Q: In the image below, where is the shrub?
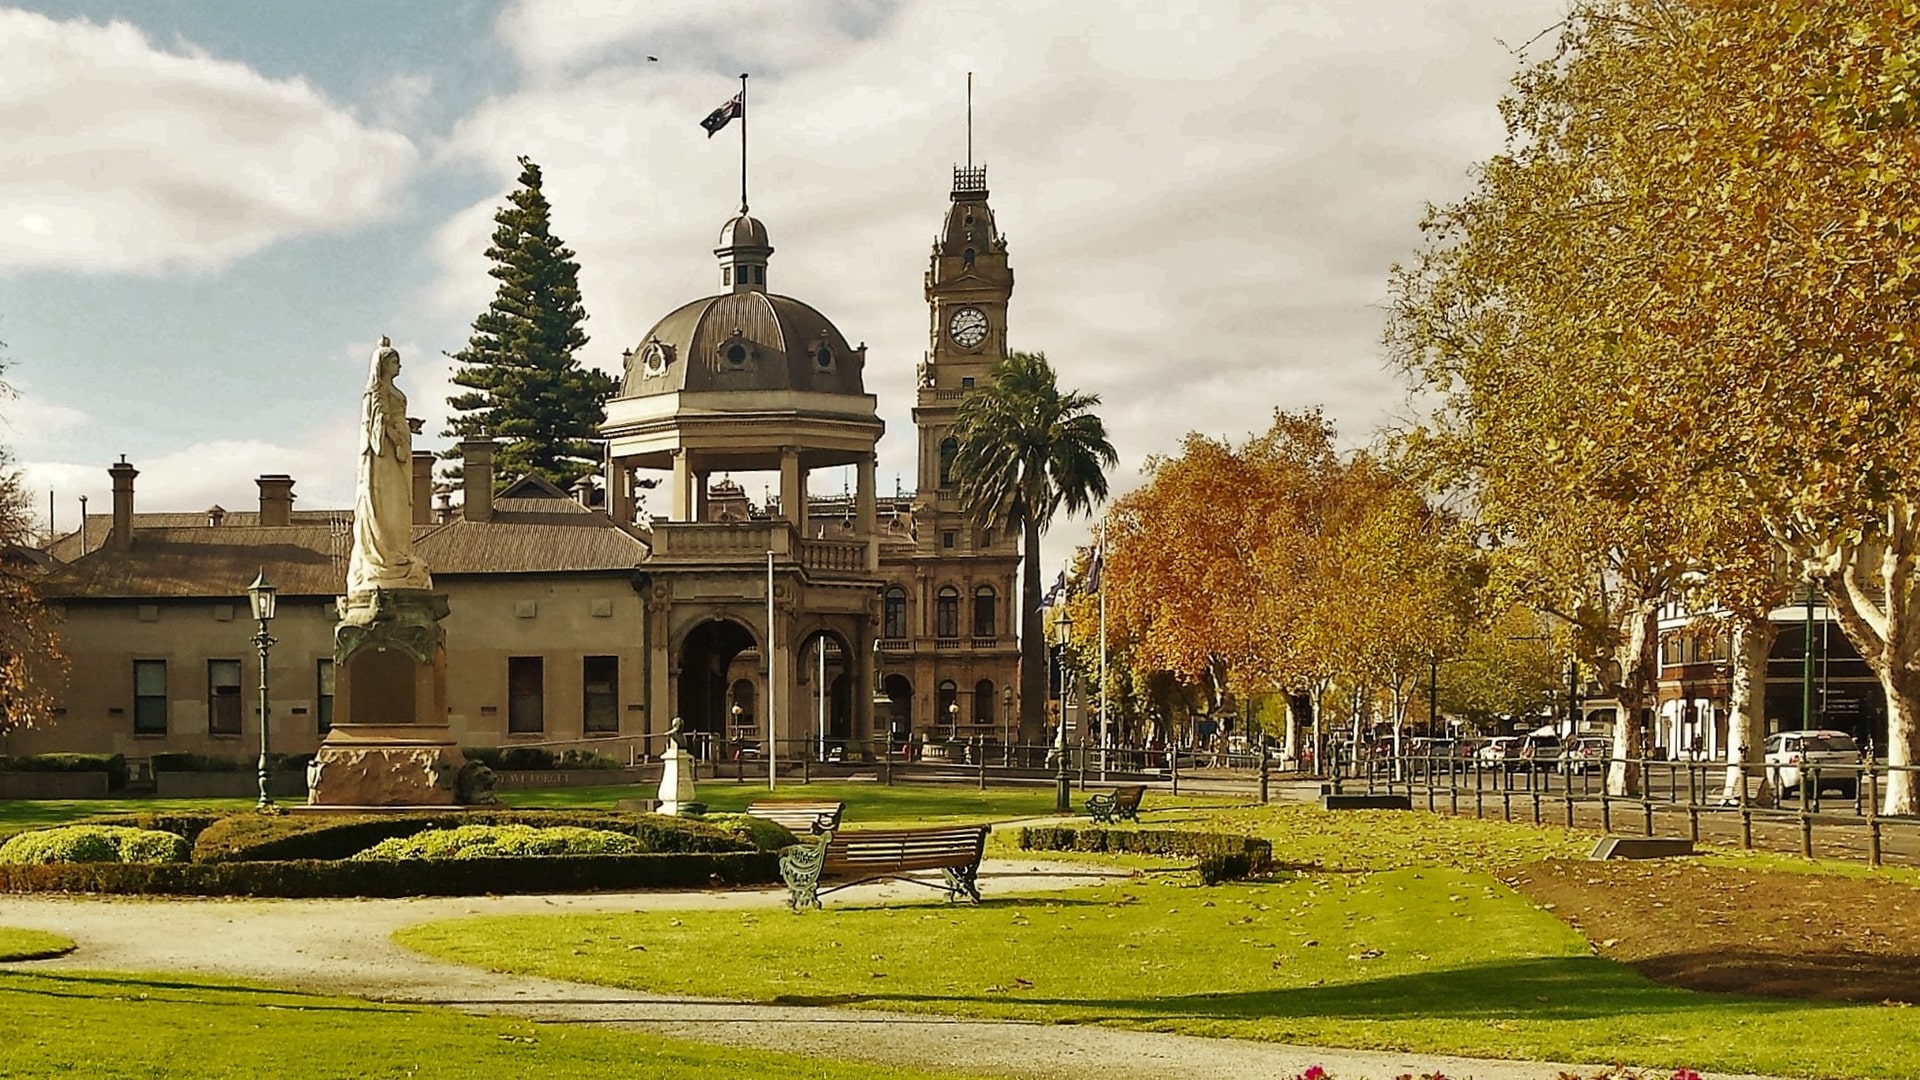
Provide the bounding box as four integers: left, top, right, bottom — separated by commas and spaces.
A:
354, 825, 645, 860
0, 851, 780, 897
0, 825, 189, 865
0, 753, 129, 790
1017, 826, 1274, 885
702, 813, 798, 852
556, 748, 623, 770
192, 809, 750, 863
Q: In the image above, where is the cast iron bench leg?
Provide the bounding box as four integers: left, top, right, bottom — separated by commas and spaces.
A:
779, 836, 830, 911
1086, 793, 1115, 824
942, 862, 982, 903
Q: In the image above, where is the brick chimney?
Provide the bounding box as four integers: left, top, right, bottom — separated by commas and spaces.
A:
256, 474, 295, 526
460, 439, 495, 522
108, 456, 137, 552
411, 451, 435, 526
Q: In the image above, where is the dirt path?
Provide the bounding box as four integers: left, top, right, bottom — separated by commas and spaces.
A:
0, 858, 1775, 1080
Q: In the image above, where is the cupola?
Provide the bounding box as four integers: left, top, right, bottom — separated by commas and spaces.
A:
716, 213, 772, 293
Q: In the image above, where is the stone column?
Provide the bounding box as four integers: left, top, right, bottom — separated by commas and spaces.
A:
779, 446, 803, 526
694, 470, 711, 522
856, 452, 877, 537
670, 449, 691, 521
608, 461, 633, 524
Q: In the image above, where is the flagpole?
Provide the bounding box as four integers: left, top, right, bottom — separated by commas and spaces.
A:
738, 72, 749, 213
1099, 527, 1108, 777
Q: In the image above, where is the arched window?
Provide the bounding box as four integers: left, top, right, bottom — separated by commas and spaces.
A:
883, 586, 909, 639
972, 585, 996, 638
938, 437, 959, 489
974, 679, 995, 724
936, 586, 960, 638
938, 679, 959, 729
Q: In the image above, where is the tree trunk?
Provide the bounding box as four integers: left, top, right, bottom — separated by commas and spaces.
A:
1019, 514, 1047, 744
1819, 505, 1920, 816
1720, 613, 1775, 805
1606, 599, 1660, 798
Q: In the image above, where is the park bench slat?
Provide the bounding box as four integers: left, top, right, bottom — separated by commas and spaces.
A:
746, 800, 845, 834
1086, 785, 1147, 824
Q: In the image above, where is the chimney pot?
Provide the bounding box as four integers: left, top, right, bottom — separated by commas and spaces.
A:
460, 440, 496, 522
108, 458, 138, 552
255, 474, 295, 527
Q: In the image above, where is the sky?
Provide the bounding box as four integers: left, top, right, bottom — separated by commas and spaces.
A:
0, 0, 1563, 564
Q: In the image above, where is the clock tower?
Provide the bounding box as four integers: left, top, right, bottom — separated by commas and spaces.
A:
916, 163, 1013, 497
870, 162, 1025, 749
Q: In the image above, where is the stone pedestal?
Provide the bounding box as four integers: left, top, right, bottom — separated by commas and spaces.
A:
309, 588, 479, 807
656, 740, 698, 815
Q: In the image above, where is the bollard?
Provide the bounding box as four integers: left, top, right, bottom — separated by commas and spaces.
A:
978, 736, 987, 791
1867, 762, 1882, 868
884, 740, 894, 787
1474, 759, 1485, 819
1799, 770, 1813, 859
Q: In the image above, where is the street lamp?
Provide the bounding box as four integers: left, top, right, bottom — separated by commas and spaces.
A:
1001, 685, 1014, 767
1055, 607, 1073, 812
948, 700, 960, 744
246, 570, 277, 810
731, 703, 743, 768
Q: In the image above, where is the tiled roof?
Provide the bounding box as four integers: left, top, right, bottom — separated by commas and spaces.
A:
42, 510, 344, 562
42, 502, 650, 600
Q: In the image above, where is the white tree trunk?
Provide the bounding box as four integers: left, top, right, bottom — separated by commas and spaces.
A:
1720, 613, 1775, 805
1816, 504, 1920, 816
1607, 599, 1660, 798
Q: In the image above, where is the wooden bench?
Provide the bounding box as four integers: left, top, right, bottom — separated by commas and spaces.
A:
1086, 784, 1146, 824
746, 799, 845, 835
778, 824, 991, 911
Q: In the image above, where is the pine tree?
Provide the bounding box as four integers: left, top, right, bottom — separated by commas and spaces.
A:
443, 156, 616, 489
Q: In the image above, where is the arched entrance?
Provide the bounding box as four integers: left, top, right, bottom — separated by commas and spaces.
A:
677, 619, 758, 742
799, 631, 854, 758
883, 673, 913, 749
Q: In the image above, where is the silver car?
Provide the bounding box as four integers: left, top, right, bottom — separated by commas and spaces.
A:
1763, 729, 1862, 798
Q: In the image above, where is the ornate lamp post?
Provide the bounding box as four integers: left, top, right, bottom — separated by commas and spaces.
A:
1055, 607, 1073, 812
948, 701, 960, 744
731, 703, 743, 774
246, 570, 277, 810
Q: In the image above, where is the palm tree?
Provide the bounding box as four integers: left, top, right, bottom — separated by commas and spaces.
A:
951, 352, 1118, 744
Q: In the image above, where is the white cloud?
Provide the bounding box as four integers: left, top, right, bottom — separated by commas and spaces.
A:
0, 383, 87, 449
494, 0, 896, 80
0, 9, 420, 274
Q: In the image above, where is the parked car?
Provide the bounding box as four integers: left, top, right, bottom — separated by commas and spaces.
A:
1764, 729, 1863, 797
1476, 736, 1522, 767
1517, 733, 1562, 771
1557, 736, 1613, 775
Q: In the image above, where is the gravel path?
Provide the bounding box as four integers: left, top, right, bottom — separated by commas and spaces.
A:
0, 859, 1775, 1080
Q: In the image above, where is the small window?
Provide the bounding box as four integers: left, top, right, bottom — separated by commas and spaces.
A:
584, 656, 619, 734
974, 679, 995, 724
961, 376, 975, 388
133, 660, 167, 735
508, 656, 545, 734
936, 587, 960, 638
722, 266, 732, 286
963, 247, 976, 267
883, 586, 909, 639
938, 437, 958, 488
208, 659, 242, 736
816, 346, 833, 369
938, 679, 959, 725
317, 659, 335, 735
727, 343, 748, 366
753, 265, 764, 284
972, 585, 996, 638
942, 531, 956, 549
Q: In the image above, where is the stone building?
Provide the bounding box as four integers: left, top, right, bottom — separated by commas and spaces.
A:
14, 166, 1023, 767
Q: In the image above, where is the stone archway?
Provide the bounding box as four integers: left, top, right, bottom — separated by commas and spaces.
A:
677, 618, 758, 740
797, 629, 854, 757
883, 673, 913, 747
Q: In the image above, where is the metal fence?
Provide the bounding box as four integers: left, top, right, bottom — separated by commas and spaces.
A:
1338, 751, 1920, 867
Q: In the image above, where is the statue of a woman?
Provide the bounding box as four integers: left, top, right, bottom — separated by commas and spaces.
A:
347, 337, 431, 595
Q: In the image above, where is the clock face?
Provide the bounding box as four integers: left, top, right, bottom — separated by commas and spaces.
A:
948, 306, 989, 348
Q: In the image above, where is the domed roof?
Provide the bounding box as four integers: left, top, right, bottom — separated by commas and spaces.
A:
617, 290, 867, 398
718, 213, 770, 251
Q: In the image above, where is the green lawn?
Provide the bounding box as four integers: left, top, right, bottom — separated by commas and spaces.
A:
0, 928, 73, 962
396, 805, 1920, 1079
0, 968, 992, 1080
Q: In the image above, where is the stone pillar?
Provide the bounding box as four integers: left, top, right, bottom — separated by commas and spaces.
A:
670, 450, 691, 521
694, 469, 711, 522
108, 457, 137, 552
608, 462, 633, 524
779, 447, 802, 526
856, 452, 877, 536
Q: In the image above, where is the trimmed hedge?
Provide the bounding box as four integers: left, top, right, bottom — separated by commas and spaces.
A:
192, 809, 750, 863
461, 746, 623, 772
0, 753, 129, 791
354, 825, 647, 860
701, 813, 798, 853
0, 825, 189, 865
79, 812, 227, 846
0, 851, 779, 897
1018, 826, 1274, 885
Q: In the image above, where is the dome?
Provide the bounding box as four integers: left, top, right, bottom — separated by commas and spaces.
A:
617, 290, 867, 398
718, 213, 770, 250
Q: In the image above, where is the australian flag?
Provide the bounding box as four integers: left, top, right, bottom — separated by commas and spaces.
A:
700, 93, 743, 137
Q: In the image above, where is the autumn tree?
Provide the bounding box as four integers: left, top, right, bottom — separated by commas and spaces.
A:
0, 372, 65, 732
444, 156, 616, 489
1391, 1, 1920, 809
951, 352, 1117, 744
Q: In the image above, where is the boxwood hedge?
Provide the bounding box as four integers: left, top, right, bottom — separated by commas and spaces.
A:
1017, 825, 1274, 884
191, 809, 749, 863
0, 851, 778, 897
354, 824, 647, 860
0, 825, 189, 865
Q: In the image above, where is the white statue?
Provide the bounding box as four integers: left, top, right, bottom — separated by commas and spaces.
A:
347, 336, 432, 594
